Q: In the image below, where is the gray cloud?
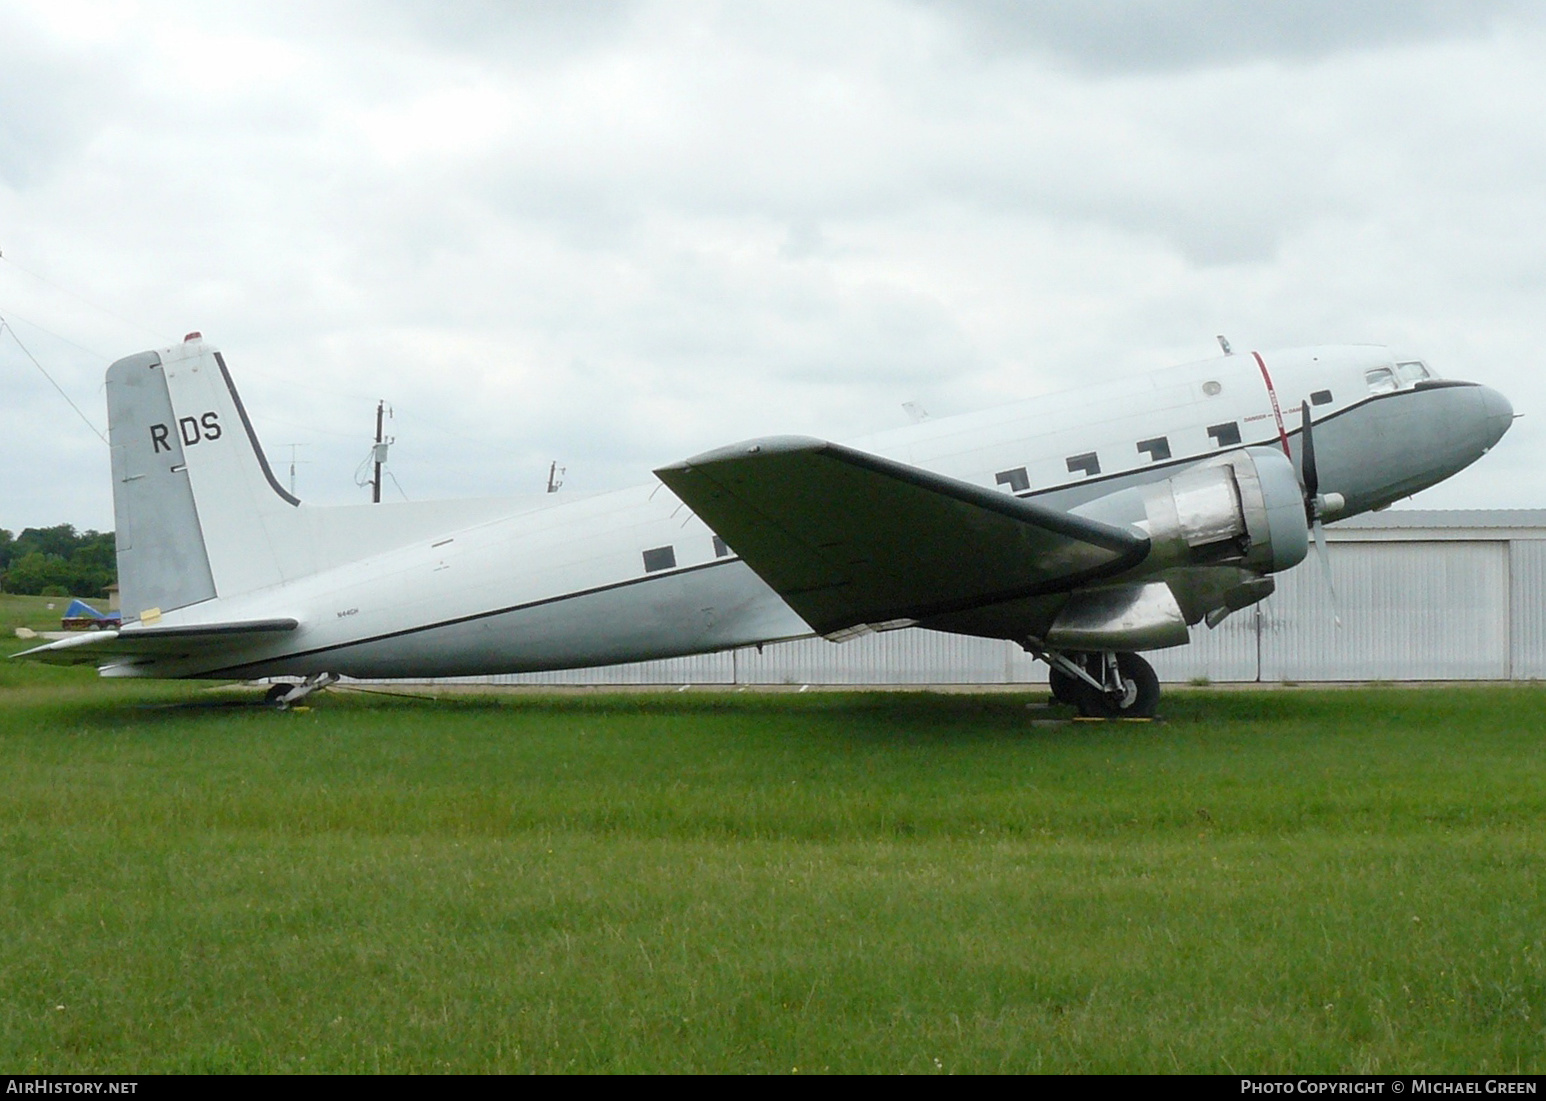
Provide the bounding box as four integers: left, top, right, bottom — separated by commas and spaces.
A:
1, 0, 1543, 531
925, 0, 1534, 72
231, 0, 642, 65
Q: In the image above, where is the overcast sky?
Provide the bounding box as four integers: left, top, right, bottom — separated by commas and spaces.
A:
3, 0, 1544, 533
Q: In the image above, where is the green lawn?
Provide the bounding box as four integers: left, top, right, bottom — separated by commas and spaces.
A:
0, 646, 1541, 1072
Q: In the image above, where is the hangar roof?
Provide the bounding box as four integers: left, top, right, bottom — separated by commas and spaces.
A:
1329, 509, 1546, 541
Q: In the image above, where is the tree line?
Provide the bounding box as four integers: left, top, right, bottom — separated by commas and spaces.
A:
0, 525, 117, 599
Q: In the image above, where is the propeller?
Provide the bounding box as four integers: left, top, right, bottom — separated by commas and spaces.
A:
1300, 401, 1342, 627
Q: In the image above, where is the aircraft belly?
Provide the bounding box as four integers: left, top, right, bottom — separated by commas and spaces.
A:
197, 560, 810, 680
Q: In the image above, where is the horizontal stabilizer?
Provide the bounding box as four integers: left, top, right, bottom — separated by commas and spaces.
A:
655, 436, 1149, 636
11, 618, 298, 667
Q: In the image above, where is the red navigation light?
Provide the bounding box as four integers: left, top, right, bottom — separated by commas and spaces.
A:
184, 331, 202, 342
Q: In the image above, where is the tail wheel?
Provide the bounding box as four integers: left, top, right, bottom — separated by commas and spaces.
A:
1074, 652, 1160, 719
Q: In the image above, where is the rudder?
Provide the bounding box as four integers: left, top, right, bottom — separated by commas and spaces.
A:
106, 349, 218, 619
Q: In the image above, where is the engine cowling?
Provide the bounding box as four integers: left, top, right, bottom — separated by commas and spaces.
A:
1040, 448, 1308, 651
1072, 445, 1309, 575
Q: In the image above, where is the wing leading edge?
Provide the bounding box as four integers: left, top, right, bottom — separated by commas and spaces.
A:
655, 436, 1150, 637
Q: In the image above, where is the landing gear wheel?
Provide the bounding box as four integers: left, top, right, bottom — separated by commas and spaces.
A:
1049, 665, 1081, 705
264, 683, 292, 706
1073, 652, 1160, 719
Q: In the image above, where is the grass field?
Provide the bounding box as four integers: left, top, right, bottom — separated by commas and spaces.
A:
2, 594, 1543, 1072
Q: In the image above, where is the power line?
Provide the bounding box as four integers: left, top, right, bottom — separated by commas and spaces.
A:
0, 251, 174, 344
0, 248, 554, 466
0, 304, 119, 364
0, 315, 108, 445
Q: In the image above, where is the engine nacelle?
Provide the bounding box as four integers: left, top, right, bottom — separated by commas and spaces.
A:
1042, 449, 1307, 651
1072, 445, 1309, 575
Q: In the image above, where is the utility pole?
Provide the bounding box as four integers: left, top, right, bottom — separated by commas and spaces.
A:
372, 400, 387, 504
285, 444, 310, 497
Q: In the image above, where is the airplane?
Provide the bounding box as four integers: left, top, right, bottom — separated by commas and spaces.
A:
14, 334, 1514, 717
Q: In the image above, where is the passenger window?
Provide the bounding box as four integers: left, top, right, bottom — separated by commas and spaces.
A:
995, 467, 1029, 493
1395, 361, 1430, 385
1310, 389, 1333, 406
1207, 422, 1242, 448
1136, 437, 1171, 462
1365, 367, 1398, 394
642, 546, 676, 572
1066, 452, 1100, 477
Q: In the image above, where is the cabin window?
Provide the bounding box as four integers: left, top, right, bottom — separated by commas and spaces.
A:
1202, 380, 1223, 396
995, 467, 1029, 493
1395, 361, 1430, 385
1310, 389, 1333, 406
1365, 367, 1398, 394
1136, 436, 1171, 462
1066, 452, 1100, 477
642, 546, 677, 573
1207, 422, 1242, 448
712, 535, 730, 558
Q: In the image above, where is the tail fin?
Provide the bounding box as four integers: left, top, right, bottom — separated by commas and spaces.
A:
106, 335, 299, 620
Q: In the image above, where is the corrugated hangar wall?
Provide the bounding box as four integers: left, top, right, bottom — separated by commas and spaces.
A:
423, 510, 1546, 687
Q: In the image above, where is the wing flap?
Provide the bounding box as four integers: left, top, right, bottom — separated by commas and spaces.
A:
655, 436, 1149, 636
12, 618, 299, 666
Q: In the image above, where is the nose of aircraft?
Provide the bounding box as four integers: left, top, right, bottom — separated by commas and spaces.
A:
1479, 385, 1514, 450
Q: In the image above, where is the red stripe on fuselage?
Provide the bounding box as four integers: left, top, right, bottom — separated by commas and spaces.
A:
1251, 351, 1293, 458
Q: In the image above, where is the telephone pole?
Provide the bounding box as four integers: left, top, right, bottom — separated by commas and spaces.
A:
354, 402, 393, 502
372, 400, 385, 503
285, 443, 310, 497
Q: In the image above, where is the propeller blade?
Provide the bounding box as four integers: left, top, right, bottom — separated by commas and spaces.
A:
1312, 518, 1341, 628
1300, 400, 1319, 503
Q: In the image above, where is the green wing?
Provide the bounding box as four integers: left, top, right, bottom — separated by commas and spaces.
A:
656, 436, 1149, 637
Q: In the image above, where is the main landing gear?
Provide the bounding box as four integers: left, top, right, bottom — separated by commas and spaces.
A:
263, 672, 339, 709
1045, 651, 1160, 719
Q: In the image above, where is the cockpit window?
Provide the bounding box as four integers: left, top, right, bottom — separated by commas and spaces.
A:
1365, 367, 1398, 394
1395, 361, 1430, 384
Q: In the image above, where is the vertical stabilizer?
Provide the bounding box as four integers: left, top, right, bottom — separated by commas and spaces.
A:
105, 336, 521, 617
107, 350, 218, 619
152, 336, 301, 600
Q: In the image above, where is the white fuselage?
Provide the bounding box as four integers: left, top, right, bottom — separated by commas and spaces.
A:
112, 345, 1511, 679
